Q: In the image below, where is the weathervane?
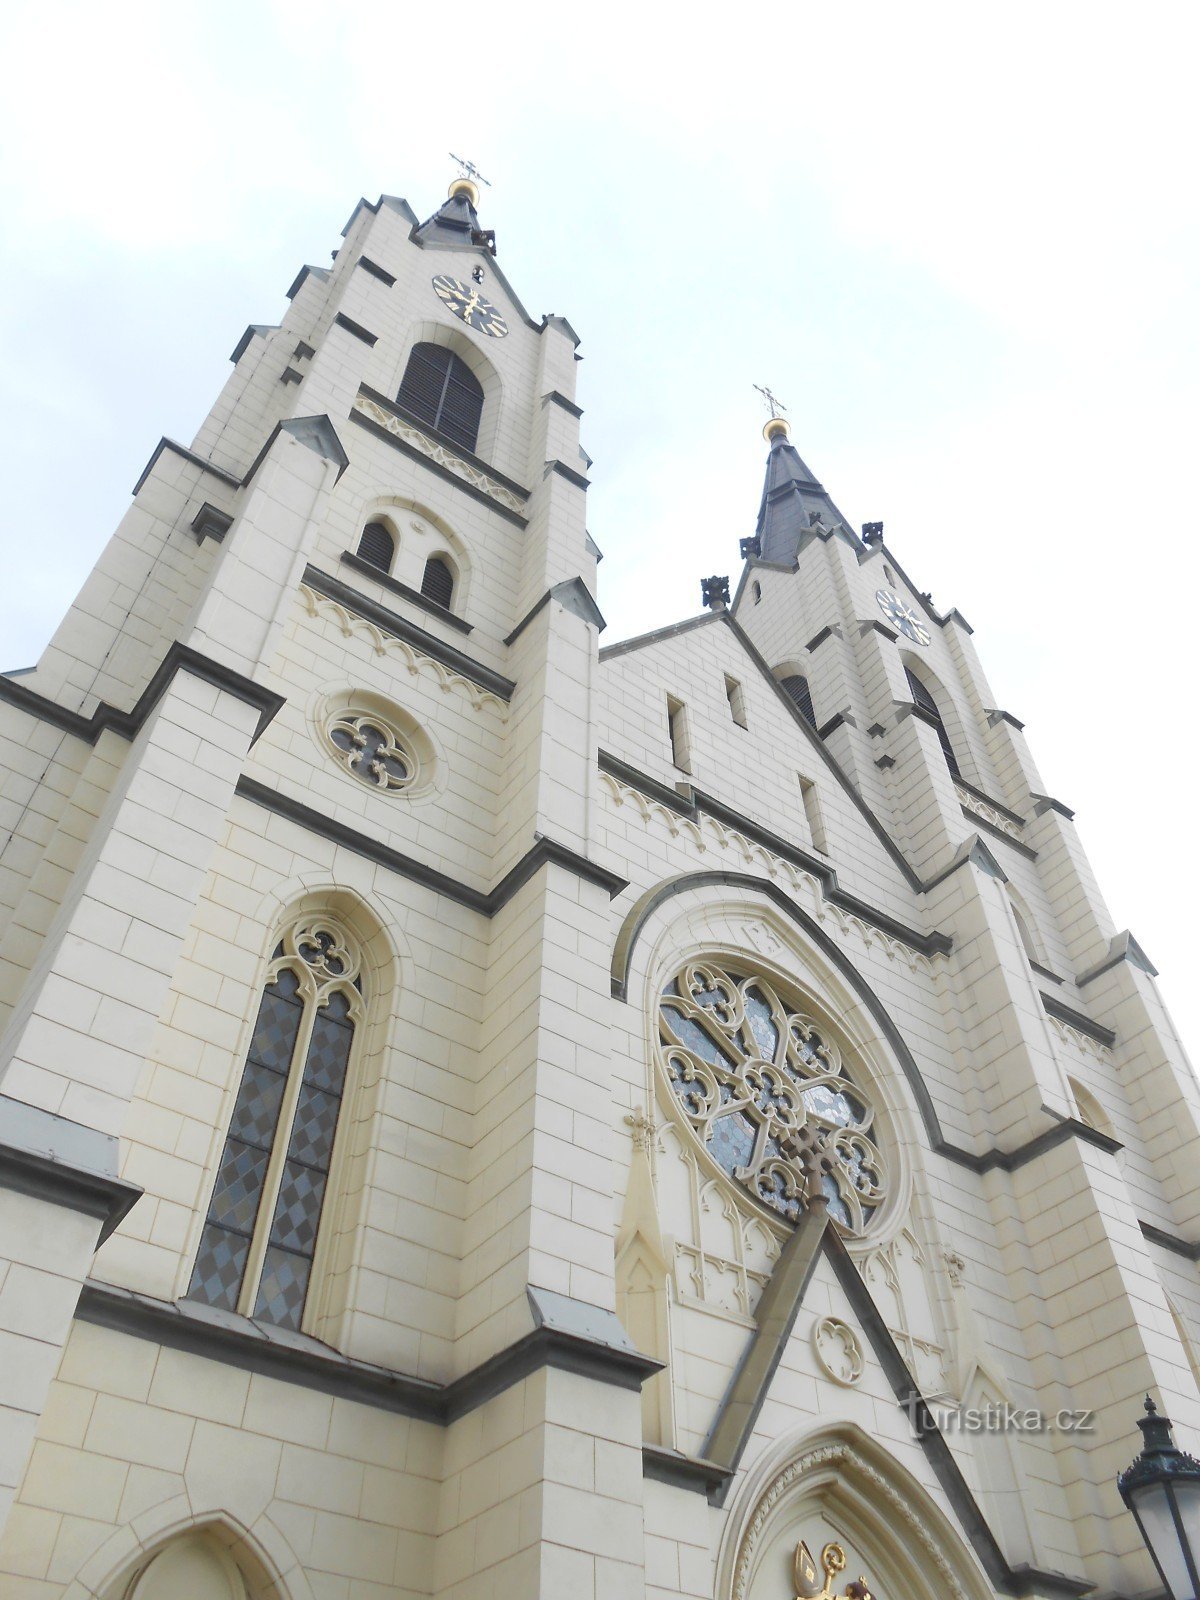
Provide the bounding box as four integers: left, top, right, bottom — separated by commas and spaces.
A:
753, 383, 787, 420
449, 153, 492, 189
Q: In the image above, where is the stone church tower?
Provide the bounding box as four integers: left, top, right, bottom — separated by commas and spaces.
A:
0, 177, 1197, 1600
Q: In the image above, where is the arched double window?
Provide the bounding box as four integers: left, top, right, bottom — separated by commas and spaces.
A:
397, 342, 484, 453
356, 519, 395, 573
187, 914, 363, 1330
779, 672, 817, 728
905, 666, 961, 779
421, 553, 455, 610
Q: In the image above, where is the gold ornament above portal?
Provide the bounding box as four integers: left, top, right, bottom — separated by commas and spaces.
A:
794, 1541, 875, 1600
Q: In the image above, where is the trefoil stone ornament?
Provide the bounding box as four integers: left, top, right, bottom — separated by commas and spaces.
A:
794, 1540, 875, 1600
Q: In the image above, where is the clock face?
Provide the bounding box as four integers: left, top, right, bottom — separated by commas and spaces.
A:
431, 274, 509, 338
876, 588, 931, 646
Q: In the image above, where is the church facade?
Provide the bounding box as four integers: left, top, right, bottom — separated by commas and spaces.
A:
0, 177, 1197, 1600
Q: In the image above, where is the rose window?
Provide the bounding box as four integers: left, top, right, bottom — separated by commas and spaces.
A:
658, 961, 887, 1232
325, 711, 416, 792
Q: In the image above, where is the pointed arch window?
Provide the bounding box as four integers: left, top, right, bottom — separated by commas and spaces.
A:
356, 520, 395, 573
188, 915, 363, 1330
780, 673, 817, 728
397, 342, 484, 453
421, 554, 455, 610
905, 666, 961, 779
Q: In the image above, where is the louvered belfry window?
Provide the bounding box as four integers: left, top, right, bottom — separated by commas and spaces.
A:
187, 916, 363, 1331
356, 520, 394, 572
421, 555, 454, 610
905, 666, 961, 778
780, 673, 817, 728
397, 342, 485, 453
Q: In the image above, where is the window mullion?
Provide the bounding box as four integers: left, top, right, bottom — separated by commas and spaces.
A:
238, 983, 319, 1317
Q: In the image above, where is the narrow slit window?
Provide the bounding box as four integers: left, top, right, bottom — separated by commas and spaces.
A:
356, 521, 394, 573
667, 696, 691, 773
904, 666, 961, 779
800, 775, 829, 853
725, 675, 748, 728
187, 917, 362, 1332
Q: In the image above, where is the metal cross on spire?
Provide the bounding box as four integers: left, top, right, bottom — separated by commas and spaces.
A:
753, 383, 787, 420
449, 153, 492, 189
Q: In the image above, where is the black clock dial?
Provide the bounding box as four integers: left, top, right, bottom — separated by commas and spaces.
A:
432, 274, 508, 338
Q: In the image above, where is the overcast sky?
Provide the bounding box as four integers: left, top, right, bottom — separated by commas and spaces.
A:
2, 2, 1197, 1056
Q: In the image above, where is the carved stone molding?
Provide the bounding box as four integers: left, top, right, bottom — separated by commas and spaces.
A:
1047, 1013, 1114, 1064
299, 584, 509, 718
732, 1441, 969, 1600
812, 1317, 865, 1385
954, 784, 1023, 841
351, 393, 526, 515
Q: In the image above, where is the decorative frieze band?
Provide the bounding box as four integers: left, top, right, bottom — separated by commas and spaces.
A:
954, 783, 1023, 841
299, 582, 510, 718
351, 393, 527, 515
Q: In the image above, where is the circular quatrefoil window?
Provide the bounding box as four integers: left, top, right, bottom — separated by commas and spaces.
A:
658, 961, 887, 1232
324, 709, 418, 793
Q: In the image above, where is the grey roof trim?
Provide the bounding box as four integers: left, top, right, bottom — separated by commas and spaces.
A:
75, 1280, 659, 1425
0, 1097, 142, 1247
339, 551, 473, 635
0, 640, 285, 747
959, 807, 1039, 862
541, 313, 582, 347
341, 194, 420, 236
598, 751, 951, 958
541, 389, 583, 419
1077, 931, 1158, 985
599, 610, 720, 661
1031, 792, 1075, 821
235, 778, 627, 913
987, 708, 1027, 732
191, 503, 233, 545
544, 459, 590, 491
921, 836, 1008, 891
1039, 994, 1117, 1048
302, 564, 513, 699
1140, 1221, 1200, 1261
285, 264, 331, 301
506, 578, 606, 647
230, 324, 278, 364
641, 1446, 731, 1494
806, 624, 843, 652
955, 777, 1026, 828
132, 437, 242, 497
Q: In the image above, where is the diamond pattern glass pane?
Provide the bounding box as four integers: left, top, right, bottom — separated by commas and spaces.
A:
288, 1084, 340, 1169
207, 1139, 271, 1233
247, 970, 303, 1073
268, 1160, 328, 1254
187, 1225, 250, 1310
304, 998, 353, 1094
252, 1247, 311, 1330
227, 1060, 288, 1150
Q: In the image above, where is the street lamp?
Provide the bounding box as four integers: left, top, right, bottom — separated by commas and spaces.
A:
1118, 1397, 1200, 1600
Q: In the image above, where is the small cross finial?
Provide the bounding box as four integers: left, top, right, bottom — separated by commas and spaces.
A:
449, 152, 492, 189
1145, 1396, 1159, 1415
701, 575, 730, 611
754, 383, 787, 420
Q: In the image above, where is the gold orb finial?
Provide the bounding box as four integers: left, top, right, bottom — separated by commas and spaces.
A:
763, 415, 791, 443
448, 177, 480, 207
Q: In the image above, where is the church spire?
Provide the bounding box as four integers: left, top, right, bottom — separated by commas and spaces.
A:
413, 161, 497, 255
753, 414, 854, 565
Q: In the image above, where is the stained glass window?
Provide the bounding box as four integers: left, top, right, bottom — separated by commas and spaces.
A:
657, 961, 886, 1232
188, 916, 363, 1330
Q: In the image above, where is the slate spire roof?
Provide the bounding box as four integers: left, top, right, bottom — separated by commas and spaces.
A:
413, 180, 496, 255
755, 423, 854, 565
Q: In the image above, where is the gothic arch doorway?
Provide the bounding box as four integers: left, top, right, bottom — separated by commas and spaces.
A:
720, 1425, 993, 1600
